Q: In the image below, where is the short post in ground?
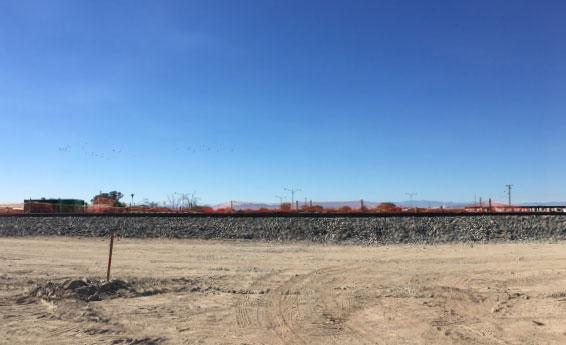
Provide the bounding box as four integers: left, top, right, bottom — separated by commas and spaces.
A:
106, 233, 115, 281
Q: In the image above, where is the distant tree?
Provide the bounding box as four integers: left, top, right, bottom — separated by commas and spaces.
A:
108, 191, 123, 202
166, 193, 180, 209
311, 205, 324, 212
191, 206, 213, 213
280, 202, 292, 212
189, 191, 200, 208
302, 204, 324, 213
140, 199, 159, 208
92, 191, 125, 207
179, 193, 190, 208
375, 202, 401, 213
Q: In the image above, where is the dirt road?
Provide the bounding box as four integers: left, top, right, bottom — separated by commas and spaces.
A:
1, 237, 566, 344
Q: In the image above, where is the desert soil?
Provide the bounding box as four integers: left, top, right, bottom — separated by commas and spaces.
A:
1, 237, 566, 345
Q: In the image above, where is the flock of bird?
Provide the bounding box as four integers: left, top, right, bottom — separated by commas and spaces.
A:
57, 144, 118, 160
57, 143, 236, 159
174, 144, 235, 153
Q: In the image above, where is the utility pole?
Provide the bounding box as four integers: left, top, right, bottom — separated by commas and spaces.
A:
405, 193, 417, 210
130, 193, 134, 207
284, 187, 301, 210
505, 184, 513, 207
275, 195, 285, 208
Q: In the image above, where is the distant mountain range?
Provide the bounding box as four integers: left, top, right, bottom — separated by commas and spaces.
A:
219, 200, 477, 210
2, 200, 565, 211
213, 200, 566, 210
0, 203, 23, 209
519, 201, 566, 206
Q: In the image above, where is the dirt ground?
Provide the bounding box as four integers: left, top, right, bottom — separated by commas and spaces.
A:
1, 237, 566, 345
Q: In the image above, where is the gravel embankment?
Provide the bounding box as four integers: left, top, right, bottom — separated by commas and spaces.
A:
1, 215, 566, 244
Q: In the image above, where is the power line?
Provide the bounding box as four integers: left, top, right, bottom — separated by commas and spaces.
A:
284, 187, 302, 210
405, 192, 417, 209
275, 195, 286, 207
505, 184, 513, 207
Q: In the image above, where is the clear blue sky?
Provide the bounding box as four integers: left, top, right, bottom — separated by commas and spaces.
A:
1, 0, 564, 205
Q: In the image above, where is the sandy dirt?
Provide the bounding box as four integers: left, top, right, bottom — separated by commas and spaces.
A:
1, 237, 566, 345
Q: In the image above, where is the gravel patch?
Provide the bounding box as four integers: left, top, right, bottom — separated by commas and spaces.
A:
1, 215, 565, 244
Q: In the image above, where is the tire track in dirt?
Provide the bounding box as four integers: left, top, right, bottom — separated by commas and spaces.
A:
234, 266, 387, 345
427, 284, 528, 345
235, 269, 284, 329
0, 297, 123, 345
0, 282, 172, 344
411, 285, 515, 345
327, 271, 519, 345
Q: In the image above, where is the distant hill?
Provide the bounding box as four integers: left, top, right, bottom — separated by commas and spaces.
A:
519, 201, 566, 206
212, 200, 566, 210
395, 200, 469, 208
0, 203, 24, 210
213, 201, 377, 210
214, 200, 470, 210
213, 202, 276, 210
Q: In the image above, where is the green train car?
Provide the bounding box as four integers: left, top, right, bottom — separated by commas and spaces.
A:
24, 198, 86, 214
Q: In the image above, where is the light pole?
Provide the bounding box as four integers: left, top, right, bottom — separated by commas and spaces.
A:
284, 188, 301, 210
130, 193, 134, 207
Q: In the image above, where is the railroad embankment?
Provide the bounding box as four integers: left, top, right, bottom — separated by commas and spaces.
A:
1, 215, 565, 244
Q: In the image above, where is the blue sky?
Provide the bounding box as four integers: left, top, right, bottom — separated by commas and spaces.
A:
1, 0, 564, 205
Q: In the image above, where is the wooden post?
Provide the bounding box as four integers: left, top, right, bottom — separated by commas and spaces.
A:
106, 233, 115, 281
